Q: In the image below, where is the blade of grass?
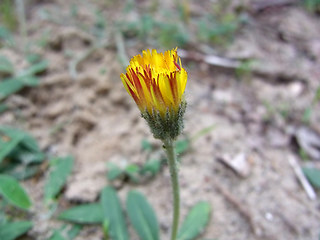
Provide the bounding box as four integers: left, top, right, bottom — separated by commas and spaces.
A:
100, 186, 129, 240
126, 190, 159, 240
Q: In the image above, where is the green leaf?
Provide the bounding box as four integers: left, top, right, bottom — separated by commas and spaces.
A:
0, 79, 24, 100
0, 126, 45, 180
0, 75, 40, 101
59, 203, 103, 224
19, 75, 39, 87
178, 202, 211, 240
0, 211, 7, 225
0, 61, 48, 101
303, 167, 320, 189
100, 186, 129, 240
0, 104, 8, 113
0, 126, 42, 153
66, 224, 82, 239
314, 86, 320, 103
102, 220, 110, 238
18, 60, 48, 77
0, 55, 14, 75
302, 108, 312, 124
48, 224, 82, 240
175, 139, 189, 155
125, 164, 140, 182
26, 53, 42, 64
0, 26, 13, 42
0, 174, 31, 209
141, 159, 161, 176
44, 156, 74, 201
0, 221, 33, 240
6, 164, 40, 180
106, 163, 123, 181
0, 127, 25, 164
48, 230, 66, 240
191, 125, 216, 142
141, 139, 152, 151
10, 149, 45, 165
19, 130, 41, 153
126, 190, 159, 240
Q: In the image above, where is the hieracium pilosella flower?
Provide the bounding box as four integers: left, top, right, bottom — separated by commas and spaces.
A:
121, 48, 187, 140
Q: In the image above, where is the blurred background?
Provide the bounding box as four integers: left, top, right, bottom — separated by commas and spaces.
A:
0, 0, 320, 239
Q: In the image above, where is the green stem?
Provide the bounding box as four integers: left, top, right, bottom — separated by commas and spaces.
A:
163, 138, 180, 240
15, 0, 27, 53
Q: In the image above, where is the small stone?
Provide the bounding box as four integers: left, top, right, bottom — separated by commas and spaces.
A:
219, 152, 251, 178
265, 212, 274, 222
288, 82, 304, 97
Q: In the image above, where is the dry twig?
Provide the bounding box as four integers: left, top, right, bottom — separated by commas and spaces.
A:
288, 155, 317, 200
212, 178, 262, 236
178, 49, 241, 69
178, 49, 304, 82
115, 30, 129, 69
251, 0, 297, 13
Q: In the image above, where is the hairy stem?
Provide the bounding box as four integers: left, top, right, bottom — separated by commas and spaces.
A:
163, 138, 180, 240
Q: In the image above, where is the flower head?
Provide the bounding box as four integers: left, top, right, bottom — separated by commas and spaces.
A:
121, 48, 187, 140
121, 48, 187, 116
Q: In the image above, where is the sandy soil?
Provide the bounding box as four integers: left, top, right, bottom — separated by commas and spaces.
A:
1, 0, 320, 239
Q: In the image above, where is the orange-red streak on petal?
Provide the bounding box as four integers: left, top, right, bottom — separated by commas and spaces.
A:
124, 73, 141, 108
129, 68, 145, 102
168, 72, 178, 103
153, 76, 165, 104
174, 61, 181, 71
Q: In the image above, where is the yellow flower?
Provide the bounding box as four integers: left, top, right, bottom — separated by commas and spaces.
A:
121, 48, 187, 117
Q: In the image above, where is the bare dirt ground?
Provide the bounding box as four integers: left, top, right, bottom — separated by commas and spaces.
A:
1, 0, 320, 239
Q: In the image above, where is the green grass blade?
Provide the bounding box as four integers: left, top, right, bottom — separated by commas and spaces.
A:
100, 186, 129, 240
66, 224, 82, 239
19, 75, 39, 86
0, 55, 14, 74
0, 174, 32, 210
47, 224, 82, 240
303, 167, 320, 189
175, 139, 189, 155
0, 103, 8, 113
106, 162, 124, 181
0, 79, 24, 101
0, 221, 33, 240
19, 130, 41, 153
178, 202, 211, 240
141, 159, 162, 176
126, 190, 159, 240
44, 156, 74, 202
0, 26, 13, 43
59, 203, 103, 224
48, 230, 66, 240
0, 126, 42, 153
0, 127, 25, 164
0, 126, 45, 180
18, 60, 48, 77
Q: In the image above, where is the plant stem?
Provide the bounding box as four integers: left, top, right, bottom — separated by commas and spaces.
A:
163, 138, 180, 240
15, 0, 27, 53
